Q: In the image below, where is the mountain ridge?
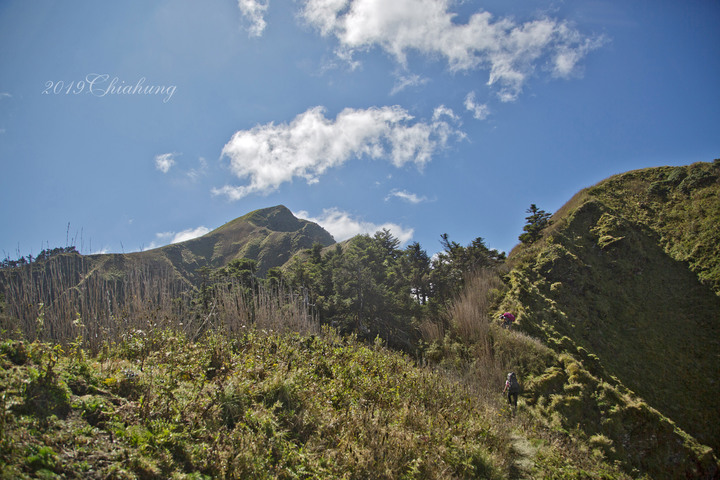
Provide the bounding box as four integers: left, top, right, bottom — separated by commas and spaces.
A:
0, 205, 336, 332
92, 204, 336, 281
2, 162, 719, 478
499, 160, 720, 464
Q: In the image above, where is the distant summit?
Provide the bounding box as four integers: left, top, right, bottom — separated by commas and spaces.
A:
0, 205, 336, 319
240, 205, 310, 232
126, 205, 335, 281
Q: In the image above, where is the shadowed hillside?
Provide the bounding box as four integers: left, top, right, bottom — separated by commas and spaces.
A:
497, 160, 720, 473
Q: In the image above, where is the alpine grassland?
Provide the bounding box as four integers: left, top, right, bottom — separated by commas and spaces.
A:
0, 327, 510, 479
0, 264, 633, 479
1, 161, 719, 478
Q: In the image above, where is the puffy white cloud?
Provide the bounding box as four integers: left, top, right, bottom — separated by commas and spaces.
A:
238, 0, 269, 37
385, 189, 426, 204
464, 91, 490, 120
154, 153, 176, 173
550, 24, 605, 78
171, 226, 211, 243
150, 226, 210, 249
295, 208, 414, 244
213, 105, 462, 200
301, 0, 602, 101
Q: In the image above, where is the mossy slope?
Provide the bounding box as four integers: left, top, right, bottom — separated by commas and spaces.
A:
500, 160, 720, 477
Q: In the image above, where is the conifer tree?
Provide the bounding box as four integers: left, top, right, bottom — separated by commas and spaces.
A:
519, 204, 552, 244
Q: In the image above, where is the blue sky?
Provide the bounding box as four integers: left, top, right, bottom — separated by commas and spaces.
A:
1, 0, 718, 259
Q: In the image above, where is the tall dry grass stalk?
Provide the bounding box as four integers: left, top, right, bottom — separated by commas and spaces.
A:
418, 318, 444, 343
0, 256, 318, 350
207, 278, 319, 338
446, 268, 507, 401
449, 269, 503, 342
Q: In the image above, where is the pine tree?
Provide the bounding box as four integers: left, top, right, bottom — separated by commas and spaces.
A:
519, 204, 552, 244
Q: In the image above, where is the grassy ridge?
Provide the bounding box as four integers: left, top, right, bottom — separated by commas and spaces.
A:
493, 160, 720, 477
584, 161, 720, 294
2, 163, 718, 479
425, 269, 717, 479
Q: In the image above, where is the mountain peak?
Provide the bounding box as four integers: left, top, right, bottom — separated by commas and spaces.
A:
200, 205, 334, 274
241, 205, 302, 232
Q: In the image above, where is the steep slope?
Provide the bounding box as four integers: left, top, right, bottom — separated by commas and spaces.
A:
499, 161, 720, 468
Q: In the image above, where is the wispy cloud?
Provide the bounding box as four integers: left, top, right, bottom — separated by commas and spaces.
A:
186, 157, 208, 182
295, 208, 414, 244
149, 226, 210, 249
390, 72, 429, 95
0, 93, 11, 134
385, 189, 427, 204
464, 91, 490, 120
213, 105, 462, 201
301, 0, 603, 101
154, 153, 176, 174
238, 0, 269, 37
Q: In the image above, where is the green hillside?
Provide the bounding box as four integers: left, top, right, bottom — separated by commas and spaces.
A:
2, 163, 719, 478
124, 204, 335, 282
1, 327, 639, 479
0, 206, 335, 343
495, 160, 720, 473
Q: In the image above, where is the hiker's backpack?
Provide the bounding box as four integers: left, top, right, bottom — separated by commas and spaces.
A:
507, 373, 520, 394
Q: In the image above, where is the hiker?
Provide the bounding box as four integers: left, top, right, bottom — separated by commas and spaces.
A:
499, 312, 515, 328
503, 372, 520, 412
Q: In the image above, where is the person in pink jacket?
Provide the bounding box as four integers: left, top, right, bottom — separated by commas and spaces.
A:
500, 312, 515, 328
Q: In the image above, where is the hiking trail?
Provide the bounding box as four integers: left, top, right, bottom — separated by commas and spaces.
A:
509, 430, 537, 479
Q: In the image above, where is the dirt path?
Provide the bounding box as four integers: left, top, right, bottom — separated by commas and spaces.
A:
509, 431, 537, 479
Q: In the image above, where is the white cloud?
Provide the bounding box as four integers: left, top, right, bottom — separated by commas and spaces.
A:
385, 189, 426, 204
154, 153, 176, 173
149, 226, 210, 249
172, 226, 211, 243
295, 208, 414, 244
301, 0, 603, 101
186, 157, 208, 182
213, 105, 462, 200
464, 91, 490, 120
238, 0, 269, 37
550, 24, 605, 78
390, 72, 429, 95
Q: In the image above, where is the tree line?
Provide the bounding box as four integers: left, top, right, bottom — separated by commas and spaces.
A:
199, 229, 506, 352
1, 205, 551, 350
1, 246, 79, 269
